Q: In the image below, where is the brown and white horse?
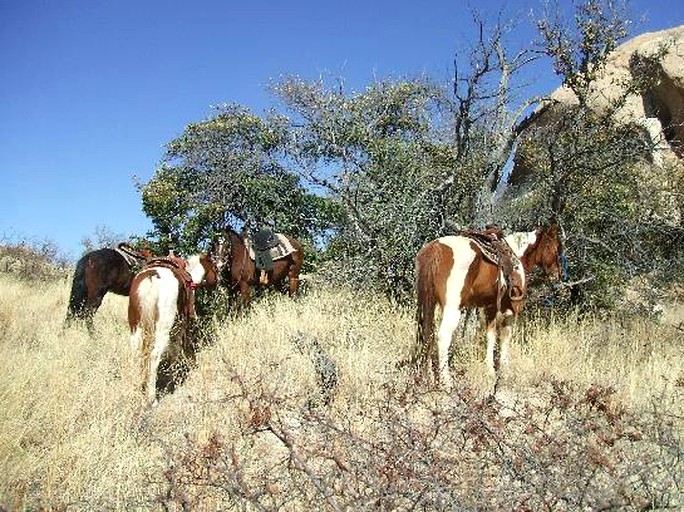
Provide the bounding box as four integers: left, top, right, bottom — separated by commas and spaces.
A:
413, 224, 563, 388
128, 253, 217, 404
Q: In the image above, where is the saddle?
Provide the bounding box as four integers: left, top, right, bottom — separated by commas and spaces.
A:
247, 229, 296, 285
115, 243, 150, 269
252, 228, 279, 252
460, 226, 525, 309
144, 256, 198, 319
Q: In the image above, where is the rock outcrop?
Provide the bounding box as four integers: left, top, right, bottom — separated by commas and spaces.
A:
511, 24, 684, 184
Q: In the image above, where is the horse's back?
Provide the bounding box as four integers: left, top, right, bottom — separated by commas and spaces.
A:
81, 248, 132, 295
417, 236, 482, 308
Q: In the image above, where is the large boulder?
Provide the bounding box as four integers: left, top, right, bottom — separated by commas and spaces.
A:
511, 24, 684, 184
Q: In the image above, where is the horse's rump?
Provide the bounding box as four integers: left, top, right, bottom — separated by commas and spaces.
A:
414, 240, 454, 363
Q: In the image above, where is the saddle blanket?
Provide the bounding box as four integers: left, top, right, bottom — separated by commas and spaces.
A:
246, 234, 297, 270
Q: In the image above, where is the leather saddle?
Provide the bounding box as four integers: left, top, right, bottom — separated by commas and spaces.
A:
252, 228, 279, 252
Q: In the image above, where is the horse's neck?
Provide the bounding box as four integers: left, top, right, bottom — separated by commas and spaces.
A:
185, 255, 206, 284
505, 231, 538, 272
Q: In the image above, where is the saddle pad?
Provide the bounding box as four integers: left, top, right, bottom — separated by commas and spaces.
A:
114, 244, 147, 268
246, 234, 297, 265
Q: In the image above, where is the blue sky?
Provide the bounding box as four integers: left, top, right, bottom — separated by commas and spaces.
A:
1, 0, 681, 261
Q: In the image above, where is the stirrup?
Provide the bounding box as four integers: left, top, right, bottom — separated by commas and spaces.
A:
260, 270, 269, 285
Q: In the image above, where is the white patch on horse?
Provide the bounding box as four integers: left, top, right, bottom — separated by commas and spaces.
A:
435, 236, 478, 387
505, 230, 537, 258
185, 254, 205, 284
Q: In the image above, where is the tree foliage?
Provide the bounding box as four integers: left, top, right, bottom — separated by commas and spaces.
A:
270, 15, 538, 299
138, 1, 683, 309
140, 104, 336, 256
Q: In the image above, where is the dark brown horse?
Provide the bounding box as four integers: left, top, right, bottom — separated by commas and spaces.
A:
211, 228, 304, 308
65, 243, 153, 335
413, 224, 563, 388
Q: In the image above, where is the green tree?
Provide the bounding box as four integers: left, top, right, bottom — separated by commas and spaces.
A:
271, 14, 537, 299
140, 104, 335, 255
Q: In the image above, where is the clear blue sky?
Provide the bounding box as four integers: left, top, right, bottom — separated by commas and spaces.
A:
1, 0, 681, 261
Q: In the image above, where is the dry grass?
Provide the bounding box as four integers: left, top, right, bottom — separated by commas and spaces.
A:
0, 273, 682, 510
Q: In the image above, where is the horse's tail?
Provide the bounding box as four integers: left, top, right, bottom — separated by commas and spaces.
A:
129, 274, 159, 393
66, 255, 88, 322
131, 275, 159, 349
411, 242, 439, 371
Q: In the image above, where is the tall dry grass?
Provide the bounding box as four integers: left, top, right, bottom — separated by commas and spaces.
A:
0, 273, 682, 510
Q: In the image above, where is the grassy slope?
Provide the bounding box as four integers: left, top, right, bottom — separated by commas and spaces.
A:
0, 274, 682, 509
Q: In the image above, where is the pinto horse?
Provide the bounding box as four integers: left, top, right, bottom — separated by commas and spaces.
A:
211, 228, 304, 308
65, 243, 153, 334
413, 224, 563, 388
128, 253, 218, 404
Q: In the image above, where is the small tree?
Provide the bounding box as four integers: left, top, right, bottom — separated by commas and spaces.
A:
499, 0, 683, 309
140, 104, 335, 255
271, 13, 539, 299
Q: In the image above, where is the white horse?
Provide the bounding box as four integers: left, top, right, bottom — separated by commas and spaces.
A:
128, 253, 217, 404
414, 225, 563, 388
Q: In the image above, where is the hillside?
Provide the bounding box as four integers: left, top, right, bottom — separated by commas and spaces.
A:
0, 273, 682, 510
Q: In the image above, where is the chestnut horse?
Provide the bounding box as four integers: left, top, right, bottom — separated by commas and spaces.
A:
128, 253, 217, 404
211, 228, 304, 308
65, 243, 153, 335
413, 224, 563, 388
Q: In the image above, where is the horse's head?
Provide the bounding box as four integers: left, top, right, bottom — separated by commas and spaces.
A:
210, 231, 232, 276
200, 253, 219, 288
186, 253, 219, 288
534, 224, 564, 281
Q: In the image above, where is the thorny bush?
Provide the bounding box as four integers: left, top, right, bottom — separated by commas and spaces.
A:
156, 369, 683, 511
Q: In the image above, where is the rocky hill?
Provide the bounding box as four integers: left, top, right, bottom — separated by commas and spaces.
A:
511, 24, 684, 184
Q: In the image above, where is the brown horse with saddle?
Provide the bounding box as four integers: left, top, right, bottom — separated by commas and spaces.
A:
65, 242, 154, 335
211, 227, 304, 308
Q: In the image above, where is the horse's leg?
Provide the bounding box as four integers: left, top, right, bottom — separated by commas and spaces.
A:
436, 305, 461, 389
287, 271, 299, 297
238, 280, 251, 309
83, 290, 107, 336
131, 326, 150, 395
483, 307, 498, 376
130, 326, 142, 354
498, 311, 517, 376
147, 323, 173, 404
146, 291, 177, 404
